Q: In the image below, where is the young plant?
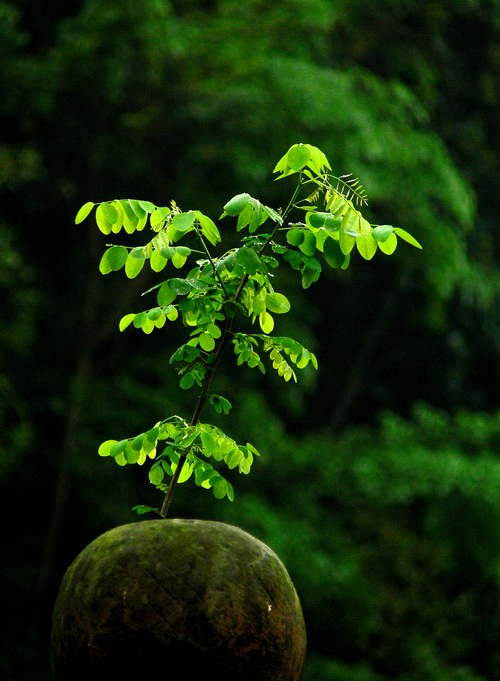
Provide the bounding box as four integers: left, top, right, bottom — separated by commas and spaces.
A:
76, 143, 421, 517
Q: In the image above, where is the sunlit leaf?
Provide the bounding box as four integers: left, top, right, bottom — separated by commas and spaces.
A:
128, 199, 147, 220
171, 251, 187, 269
171, 460, 194, 483
120, 200, 139, 233
110, 439, 128, 457
356, 233, 378, 260
372, 225, 394, 243
150, 250, 168, 272
157, 282, 177, 306
259, 311, 274, 333
377, 231, 398, 255
149, 464, 164, 486
125, 250, 145, 279
75, 201, 95, 224
197, 211, 221, 245
394, 227, 422, 249
286, 228, 305, 246
235, 246, 264, 275
199, 332, 216, 352
100, 202, 119, 224
138, 200, 155, 213
222, 193, 251, 217
98, 439, 117, 457
119, 313, 135, 332
299, 230, 316, 257
287, 143, 311, 171
99, 245, 128, 274
171, 211, 196, 233
95, 204, 113, 234
265, 292, 291, 314
168, 278, 191, 295
150, 206, 170, 227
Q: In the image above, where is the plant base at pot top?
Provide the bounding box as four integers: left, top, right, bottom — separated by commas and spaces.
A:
51, 519, 306, 681
51, 144, 420, 680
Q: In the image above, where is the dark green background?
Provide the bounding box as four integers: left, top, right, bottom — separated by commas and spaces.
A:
1, 1, 498, 679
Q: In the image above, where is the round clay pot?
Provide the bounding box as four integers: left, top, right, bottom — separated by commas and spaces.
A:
51, 519, 306, 681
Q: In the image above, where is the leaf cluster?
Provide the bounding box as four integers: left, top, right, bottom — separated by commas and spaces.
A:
77, 143, 421, 514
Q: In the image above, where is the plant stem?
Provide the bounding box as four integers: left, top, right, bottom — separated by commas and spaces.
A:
159, 174, 304, 517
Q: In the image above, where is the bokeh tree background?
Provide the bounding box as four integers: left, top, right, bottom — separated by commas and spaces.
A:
1, 1, 499, 679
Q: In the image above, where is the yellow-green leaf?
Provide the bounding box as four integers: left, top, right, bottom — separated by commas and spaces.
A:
75, 201, 95, 224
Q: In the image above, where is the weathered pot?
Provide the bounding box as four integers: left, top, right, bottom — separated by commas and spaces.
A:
51, 519, 306, 681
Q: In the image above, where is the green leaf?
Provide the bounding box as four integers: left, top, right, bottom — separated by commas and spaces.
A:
212, 477, 229, 499
149, 465, 164, 486
200, 430, 217, 453
138, 200, 155, 213
248, 198, 263, 233
377, 231, 398, 255
110, 439, 128, 457
171, 460, 194, 483
236, 203, 253, 231
372, 225, 394, 243
356, 233, 378, 260
199, 332, 216, 352
306, 211, 331, 229
299, 230, 317, 256
235, 246, 264, 275
339, 228, 356, 255
133, 312, 147, 328
265, 292, 290, 314
301, 264, 320, 289
132, 505, 158, 516
150, 250, 168, 272
110, 200, 124, 233
171, 251, 188, 269
114, 451, 128, 466
180, 373, 195, 390
168, 278, 191, 295
157, 282, 177, 306
197, 212, 221, 246
120, 200, 139, 233
283, 250, 303, 270
171, 211, 197, 233
207, 323, 222, 338
394, 227, 422, 249
125, 251, 145, 279
222, 193, 251, 217
150, 206, 170, 227
286, 228, 305, 246
287, 143, 311, 171
99, 246, 128, 274
98, 439, 117, 457
95, 204, 113, 234
128, 199, 147, 220
124, 442, 140, 463
119, 313, 135, 332
323, 236, 345, 268
307, 145, 331, 174
100, 202, 119, 224
75, 201, 95, 224
259, 311, 274, 333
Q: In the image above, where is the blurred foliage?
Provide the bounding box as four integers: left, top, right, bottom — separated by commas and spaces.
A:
0, 0, 498, 680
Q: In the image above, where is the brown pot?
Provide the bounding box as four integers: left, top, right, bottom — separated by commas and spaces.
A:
51, 519, 306, 680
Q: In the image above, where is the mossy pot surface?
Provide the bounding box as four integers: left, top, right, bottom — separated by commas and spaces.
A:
51, 518, 306, 681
